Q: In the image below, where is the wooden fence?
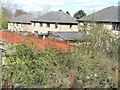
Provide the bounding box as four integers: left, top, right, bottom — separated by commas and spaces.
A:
2, 71, 77, 90
2, 65, 118, 89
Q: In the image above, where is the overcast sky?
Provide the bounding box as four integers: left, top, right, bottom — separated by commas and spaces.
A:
1, 0, 120, 16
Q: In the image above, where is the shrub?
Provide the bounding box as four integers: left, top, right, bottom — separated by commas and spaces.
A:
2, 24, 118, 88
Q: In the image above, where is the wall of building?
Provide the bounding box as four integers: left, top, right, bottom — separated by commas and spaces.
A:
112, 30, 120, 36
8, 23, 12, 30
78, 22, 120, 36
103, 23, 120, 36
103, 23, 112, 30
8, 22, 32, 32
8, 22, 78, 33
8, 23, 17, 31
22, 24, 32, 32
8, 22, 120, 36
31, 22, 78, 33
78, 22, 113, 29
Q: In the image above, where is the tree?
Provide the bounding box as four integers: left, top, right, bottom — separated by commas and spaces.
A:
74, 10, 86, 19
41, 5, 51, 15
14, 9, 27, 17
0, 7, 2, 29
0, 0, 16, 29
1, 7, 13, 29
29, 11, 42, 18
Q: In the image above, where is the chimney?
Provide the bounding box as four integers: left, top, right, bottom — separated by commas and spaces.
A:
59, 10, 62, 11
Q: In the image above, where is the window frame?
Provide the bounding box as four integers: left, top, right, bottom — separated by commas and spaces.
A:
33, 23, 36, 26
46, 23, 50, 28
40, 23, 43, 27
70, 24, 72, 28
112, 23, 120, 31
55, 23, 58, 28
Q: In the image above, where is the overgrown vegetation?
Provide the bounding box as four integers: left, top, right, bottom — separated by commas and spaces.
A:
0, 1, 28, 29
2, 24, 118, 88
1, 7, 13, 29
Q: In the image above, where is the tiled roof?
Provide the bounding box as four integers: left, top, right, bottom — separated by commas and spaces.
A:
78, 6, 120, 23
48, 31, 87, 41
32, 10, 78, 24
9, 14, 34, 23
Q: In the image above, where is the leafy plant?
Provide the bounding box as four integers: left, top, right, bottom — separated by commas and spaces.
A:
2, 24, 118, 88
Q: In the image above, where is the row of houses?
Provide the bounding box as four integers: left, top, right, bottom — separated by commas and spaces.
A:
78, 6, 120, 35
8, 6, 120, 37
8, 10, 78, 34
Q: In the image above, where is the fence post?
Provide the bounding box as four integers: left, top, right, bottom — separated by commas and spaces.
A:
68, 70, 77, 90
112, 65, 118, 87
3, 80, 13, 90
0, 50, 2, 89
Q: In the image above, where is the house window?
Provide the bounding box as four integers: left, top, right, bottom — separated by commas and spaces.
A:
55, 23, 58, 28
34, 23, 35, 26
17, 23, 19, 26
83, 22, 87, 26
40, 23, 43, 27
34, 31, 38, 33
13, 23, 15, 26
70, 25, 72, 28
112, 23, 120, 31
47, 23, 50, 28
